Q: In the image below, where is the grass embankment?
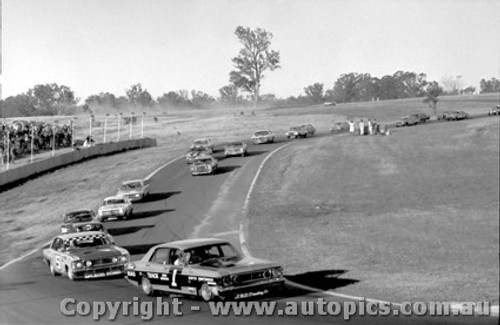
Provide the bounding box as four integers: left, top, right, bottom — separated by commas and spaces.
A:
247, 116, 499, 303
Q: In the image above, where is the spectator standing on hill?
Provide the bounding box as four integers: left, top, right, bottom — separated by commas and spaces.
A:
368, 119, 373, 135
359, 119, 365, 136
348, 120, 355, 135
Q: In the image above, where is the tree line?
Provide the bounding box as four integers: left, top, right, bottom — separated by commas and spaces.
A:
1, 26, 499, 117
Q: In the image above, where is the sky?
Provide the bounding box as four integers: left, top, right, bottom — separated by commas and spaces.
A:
2, 0, 500, 102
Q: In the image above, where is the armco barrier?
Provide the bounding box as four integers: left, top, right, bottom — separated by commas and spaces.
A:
0, 138, 157, 189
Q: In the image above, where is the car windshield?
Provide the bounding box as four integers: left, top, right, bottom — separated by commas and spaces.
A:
64, 212, 93, 223
121, 182, 141, 190
104, 198, 126, 205
195, 158, 212, 164
75, 223, 104, 232
255, 131, 270, 136
194, 140, 209, 145
227, 142, 243, 147
65, 235, 111, 250
185, 243, 241, 265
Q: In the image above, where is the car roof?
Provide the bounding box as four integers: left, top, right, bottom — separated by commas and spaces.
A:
56, 231, 108, 240
104, 196, 127, 201
194, 138, 210, 142
152, 238, 229, 250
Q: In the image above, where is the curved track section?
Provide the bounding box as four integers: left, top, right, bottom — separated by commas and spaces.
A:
0, 132, 496, 324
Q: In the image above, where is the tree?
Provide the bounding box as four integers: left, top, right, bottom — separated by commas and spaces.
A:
229, 26, 280, 107
26, 83, 76, 115
218, 84, 243, 104
1, 94, 36, 116
157, 90, 190, 107
479, 78, 500, 93
85, 92, 120, 109
125, 83, 153, 107
190, 90, 215, 108
440, 75, 463, 95
304, 83, 324, 104
423, 81, 442, 117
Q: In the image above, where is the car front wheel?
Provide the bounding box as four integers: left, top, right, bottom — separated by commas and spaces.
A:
198, 283, 213, 302
142, 277, 155, 296
49, 262, 59, 276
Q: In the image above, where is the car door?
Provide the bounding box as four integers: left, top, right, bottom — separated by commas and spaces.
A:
49, 238, 66, 273
142, 247, 173, 288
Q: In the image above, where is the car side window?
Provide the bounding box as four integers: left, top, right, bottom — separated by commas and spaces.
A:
150, 248, 170, 264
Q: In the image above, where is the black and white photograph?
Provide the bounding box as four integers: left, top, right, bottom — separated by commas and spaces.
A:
0, 0, 499, 324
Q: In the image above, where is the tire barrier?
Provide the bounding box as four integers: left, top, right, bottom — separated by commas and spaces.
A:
0, 138, 157, 189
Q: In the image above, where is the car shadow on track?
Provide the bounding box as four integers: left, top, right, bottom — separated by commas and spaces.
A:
127, 209, 175, 220
214, 165, 241, 175
107, 224, 155, 237
246, 150, 269, 157
285, 270, 359, 291
140, 191, 182, 203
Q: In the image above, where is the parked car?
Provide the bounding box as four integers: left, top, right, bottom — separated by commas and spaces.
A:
185, 147, 212, 163
395, 115, 420, 127
251, 130, 275, 144
97, 196, 133, 221
42, 231, 129, 281
413, 113, 431, 122
437, 111, 469, 121
190, 139, 214, 153
285, 126, 307, 139
191, 156, 218, 176
124, 238, 284, 301
116, 179, 150, 202
224, 141, 248, 157
60, 210, 98, 234
488, 105, 500, 116
324, 102, 336, 107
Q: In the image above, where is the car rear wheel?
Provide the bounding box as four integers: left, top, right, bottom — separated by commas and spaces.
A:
142, 277, 155, 296
198, 283, 213, 302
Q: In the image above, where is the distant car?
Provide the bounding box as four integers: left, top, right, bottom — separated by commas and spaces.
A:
60, 210, 98, 234
191, 139, 214, 153
97, 196, 133, 221
224, 141, 248, 157
286, 126, 307, 139
324, 102, 336, 106
413, 113, 431, 122
42, 231, 129, 281
185, 147, 212, 163
191, 156, 218, 176
251, 130, 275, 144
437, 111, 469, 121
116, 179, 150, 202
395, 115, 420, 127
124, 238, 284, 301
300, 124, 316, 136
488, 105, 500, 116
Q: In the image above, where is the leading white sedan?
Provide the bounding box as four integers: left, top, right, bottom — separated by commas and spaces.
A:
97, 196, 133, 221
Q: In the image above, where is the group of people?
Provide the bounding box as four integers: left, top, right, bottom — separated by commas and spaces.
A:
347, 118, 390, 136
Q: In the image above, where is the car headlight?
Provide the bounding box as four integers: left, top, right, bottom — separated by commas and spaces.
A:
112, 257, 118, 263
120, 255, 129, 263
118, 209, 124, 214
85, 260, 93, 267
127, 263, 136, 270
221, 276, 232, 287
72, 261, 84, 270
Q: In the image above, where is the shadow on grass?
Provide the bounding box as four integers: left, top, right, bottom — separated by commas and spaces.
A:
122, 242, 165, 255
285, 270, 359, 291
140, 191, 182, 203
215, 165, 241, 175
107, 224, 155, 237
127, 209, 175, 220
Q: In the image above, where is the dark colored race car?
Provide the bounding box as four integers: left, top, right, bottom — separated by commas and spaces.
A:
42, 231, 129, 281
285, 126, 308, 139
185, 147, 212, 163
488, 105, 500, 116
60, 209, 99, 234
437, 111, 469, 121
125, 238, 284, 301
413, 112, 431, 122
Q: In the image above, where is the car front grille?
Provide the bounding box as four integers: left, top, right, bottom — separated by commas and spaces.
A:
231, 270, 272, 286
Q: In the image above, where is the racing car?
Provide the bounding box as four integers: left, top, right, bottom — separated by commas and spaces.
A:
60, 209, 100, 234
43, 231, 130, 281
97, 196, 133, 221
124, 238, 284, 301
251, 130, 275, 144
191, 155, 218, 176
116, 179, 150, 202
224, 141, 248, 157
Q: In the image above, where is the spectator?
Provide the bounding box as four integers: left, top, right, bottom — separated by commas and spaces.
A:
359, 119, 365, 136
368, 119, 373, 135
347, 120, 355, 135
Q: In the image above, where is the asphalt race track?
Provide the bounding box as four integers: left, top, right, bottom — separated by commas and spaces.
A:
0, 129, 497, 324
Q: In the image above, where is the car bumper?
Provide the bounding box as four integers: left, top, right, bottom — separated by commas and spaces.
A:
191, 169, 214, 175
225, 149, 244, 156
252, 138, 271, 144
215, 277, 285, 299
74, 265, 126, 280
